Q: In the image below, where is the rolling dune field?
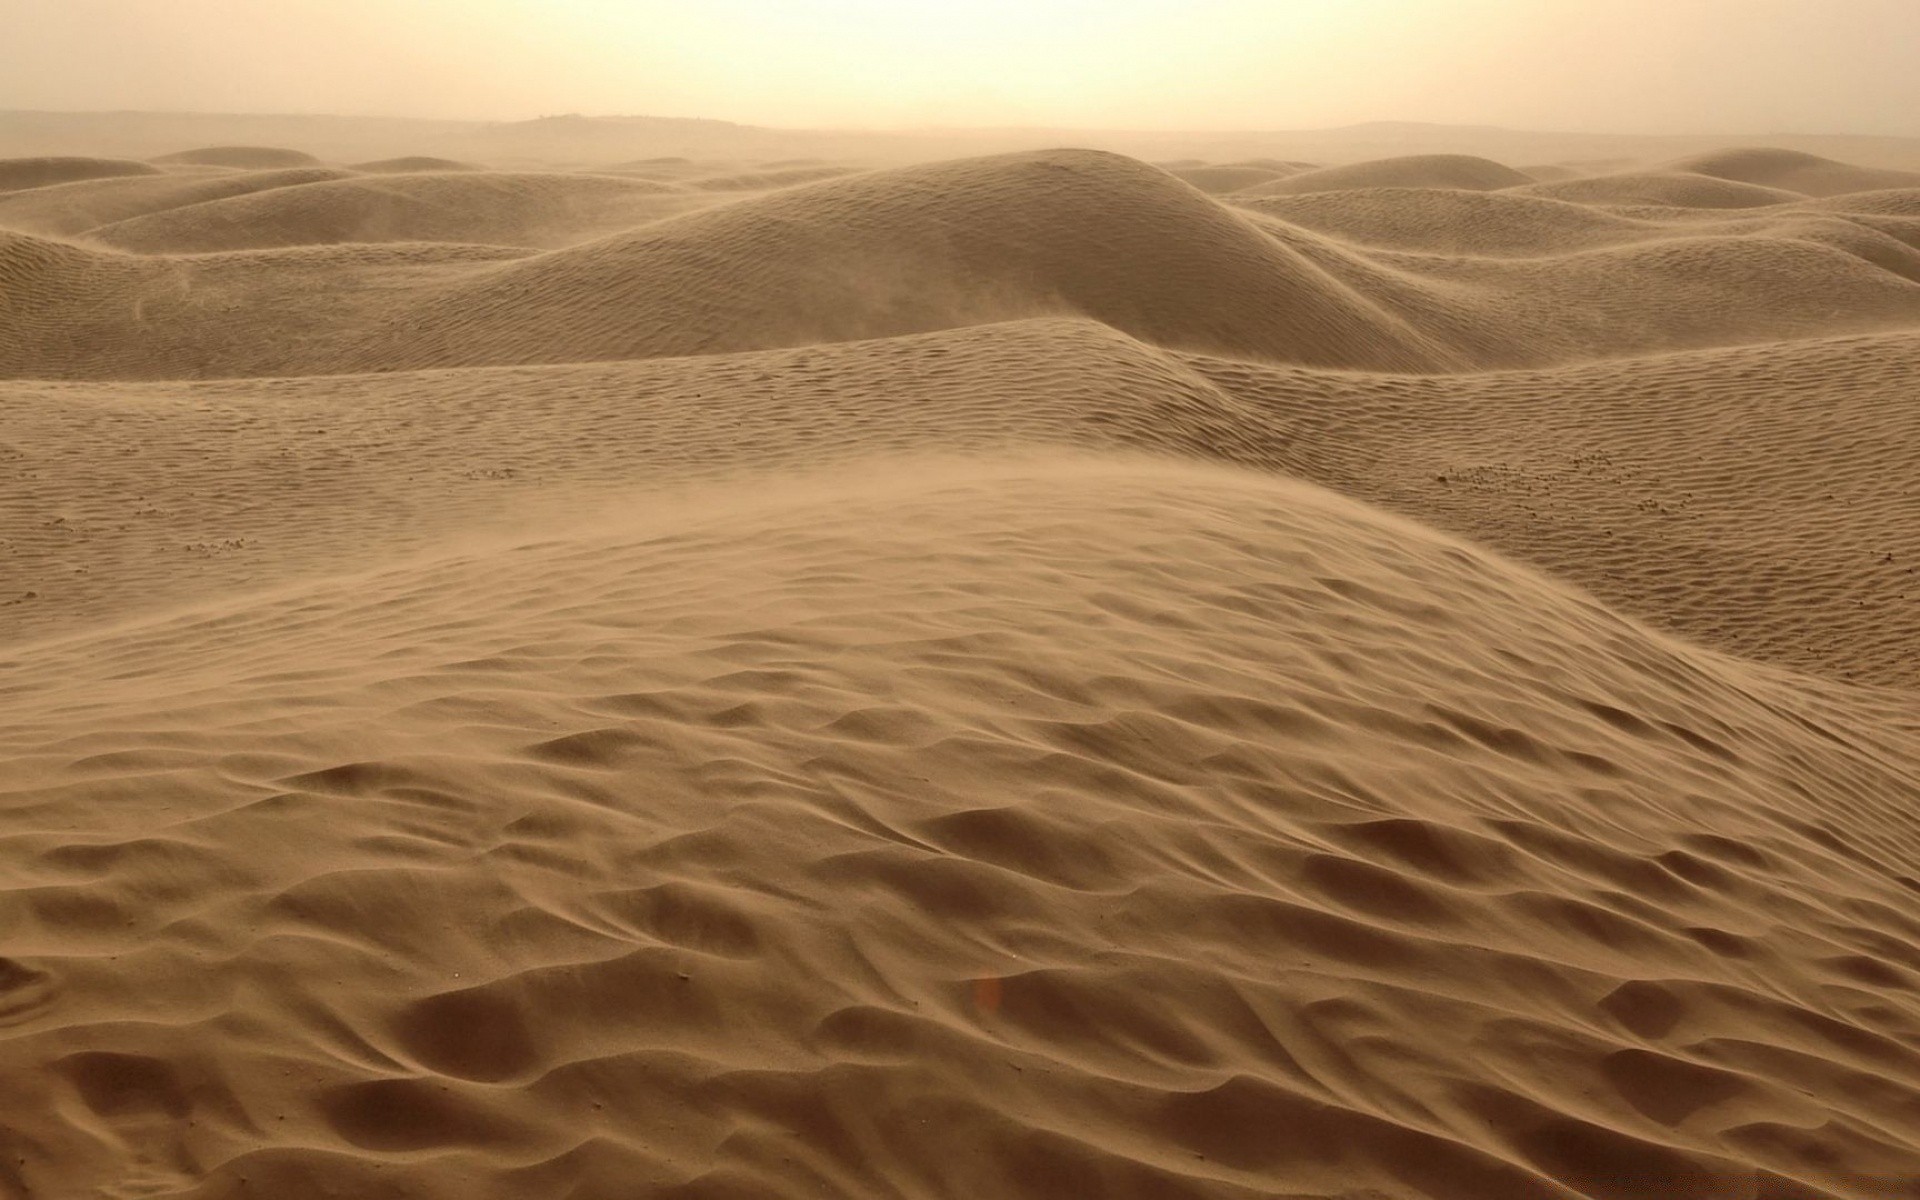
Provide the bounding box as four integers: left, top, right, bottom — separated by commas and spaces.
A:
2, 137, 1918, 1199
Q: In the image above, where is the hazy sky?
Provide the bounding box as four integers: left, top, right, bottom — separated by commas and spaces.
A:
7, 0, 1919, 135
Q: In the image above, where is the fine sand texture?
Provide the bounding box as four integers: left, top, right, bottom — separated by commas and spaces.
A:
2, 142, 1919, 1200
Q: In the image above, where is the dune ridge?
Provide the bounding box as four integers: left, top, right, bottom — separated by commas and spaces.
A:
1, 139, 1918, 1199
5, 148, 1920, 381
1513, 171, 1807, 210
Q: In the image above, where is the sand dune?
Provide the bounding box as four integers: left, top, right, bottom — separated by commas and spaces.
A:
87, 171, 703, 253
1797, 188, 1920, 218
8, 315, 1912, 684
1217, 157, 1318, 174
1516, 171, 1808, 210
1165, 164, 1289, 194
346, 150, 1451, 373
600, 155, 705, 178
1241, 153, 1534, 196
1233, 187, 1656, 255
4, 136, 1920, 1199
1672, 146, 1920, 198
0, 229, 537, 379
1238, 186, 1920, 278
3, 459, 1917, 1199
350, 155, 482, 173
1240, 206, 1920, 366
150, 145, 324, 169
7, 148, 1920, 381
0, 166, 356, 237
0, 155, 159, 193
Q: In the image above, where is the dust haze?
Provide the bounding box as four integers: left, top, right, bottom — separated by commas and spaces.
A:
6, 0, 1920, 135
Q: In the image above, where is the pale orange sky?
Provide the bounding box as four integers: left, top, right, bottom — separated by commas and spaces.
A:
6, 0, 1918, 135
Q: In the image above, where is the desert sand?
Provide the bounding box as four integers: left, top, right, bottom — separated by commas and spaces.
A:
2, 127, 1919, 1199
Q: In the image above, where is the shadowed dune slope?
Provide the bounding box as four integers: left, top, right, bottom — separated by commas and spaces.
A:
150, 145, 323, 169
0, 155, 159, 193
1, 460, 1916, 1200
1243, 154, 1534, 196
1671, 147, 1920, 198
88, 171, 703, 252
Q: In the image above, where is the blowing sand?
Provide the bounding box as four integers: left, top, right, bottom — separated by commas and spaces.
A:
2, 139, 1918, 1199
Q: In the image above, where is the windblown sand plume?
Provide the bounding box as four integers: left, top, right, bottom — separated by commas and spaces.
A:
2, 133, 1919, 1200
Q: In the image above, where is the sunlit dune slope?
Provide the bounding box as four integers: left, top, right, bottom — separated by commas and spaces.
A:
1, 461, 1916, 1200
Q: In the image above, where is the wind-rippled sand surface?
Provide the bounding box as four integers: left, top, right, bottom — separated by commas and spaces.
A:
2, 141, 1918, 1199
